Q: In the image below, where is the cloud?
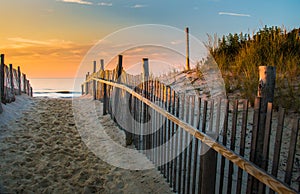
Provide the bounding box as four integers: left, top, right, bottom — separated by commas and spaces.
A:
131, 4, 147, 8
57, 0, 93, 5
7, 37, 51, 46
218, 12, 250, 17
98, 2, 112, 6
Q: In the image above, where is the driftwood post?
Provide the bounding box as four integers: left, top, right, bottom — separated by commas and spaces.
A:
253, 66, 276, 193
9, 64, 15, 102
17, 66, 21, 95
93, 61, 97, 100
0, 54, 4, 103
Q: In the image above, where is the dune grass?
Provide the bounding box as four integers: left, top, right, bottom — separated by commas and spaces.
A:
207, 26, 300, 112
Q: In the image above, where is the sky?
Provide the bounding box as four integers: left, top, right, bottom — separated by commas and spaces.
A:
0, 0, 299, 78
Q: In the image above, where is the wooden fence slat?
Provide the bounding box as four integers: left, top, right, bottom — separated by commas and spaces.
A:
192, 97, 201, 194
258, 102, 273, 193
182, 96, 190, 194
219, 99, 229, 194
269, 107, 285, 194
236, 100, 249, 194
227, 100, 239, 193
199, 100, 208, 194
173, 96, 180, 192
178, 94, 185, 193
284, 118, 300, 185
247, 97, 261, 194
169, 89, 176, 188
186, 96, 195, 194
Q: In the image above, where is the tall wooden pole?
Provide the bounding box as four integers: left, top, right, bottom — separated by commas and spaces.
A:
185, 27, 190, 71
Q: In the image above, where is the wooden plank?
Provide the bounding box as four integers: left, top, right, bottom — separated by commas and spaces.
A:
186, 96, 195, 194
269, 107, 285, 194
284, 118, 300, 185
192, 97, 201, 194
182, 96, 190, 194
178, 94, 185, 193
227, 99, 239, 194
166, 87, 172, 182
169, 89, 176, 188
163, 85, 169, 178
236, 100, 249, 194
247, 97, 261, 194
199, 100, 208, 194
173, 96, 180, 192
91, 77, 297, 194
258, 102, 273, 193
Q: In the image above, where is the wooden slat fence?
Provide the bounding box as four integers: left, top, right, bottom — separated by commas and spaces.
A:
82, 56, 300, 194
0, 54, 33, 114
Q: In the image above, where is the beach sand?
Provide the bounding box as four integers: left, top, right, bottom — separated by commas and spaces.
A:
0, 96, 173, 193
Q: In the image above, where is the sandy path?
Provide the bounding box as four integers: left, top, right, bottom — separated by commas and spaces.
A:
0, 98, 172, 193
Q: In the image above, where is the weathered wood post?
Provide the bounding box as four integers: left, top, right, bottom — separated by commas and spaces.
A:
113, 55, 123, 122
142, 58, 150, 150
93, 61, 97, 100
100, 59, 104, 71
26, 80, 30, 95
185, 27, 190, 71
253, 66, 276, 193
0, 54, 5, 103
103, 70, 108, 115
85, 72, 89, 95
23, 74, 27, 94
30, 86, 33, 97
17, 66, 21, 95
100, 59, 104, 100
9, 64, 15, 102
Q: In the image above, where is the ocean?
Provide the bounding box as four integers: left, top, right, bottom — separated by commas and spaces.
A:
30, 78, 84, 98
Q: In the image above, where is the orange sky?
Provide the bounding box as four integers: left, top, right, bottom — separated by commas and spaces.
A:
1, 38, 93, 78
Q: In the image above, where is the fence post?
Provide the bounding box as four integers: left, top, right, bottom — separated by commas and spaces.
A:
93, 61, 97, 100
142, 58, 149, 149
17, 66, 21, 95
256, 66, 276, 162
0, 54, 5, 103
100, 59, 104, 71
85, 72, 89, 95
103, 71, 108, 115
251, 66, 276, 193
23, 74, 27, 94
113, 55, 123, 122
9, 64, 15, 102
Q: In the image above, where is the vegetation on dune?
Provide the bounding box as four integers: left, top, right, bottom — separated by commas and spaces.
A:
207, 26, 300, 112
